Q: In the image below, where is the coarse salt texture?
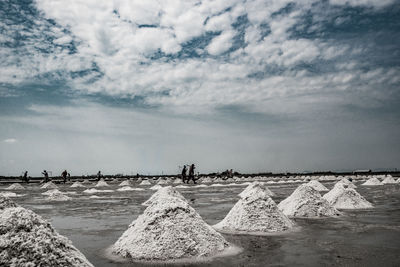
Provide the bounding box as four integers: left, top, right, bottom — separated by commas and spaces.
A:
214, 183, 294, 233
336, 178, 357, 189
0, 196, 93, 267
41, 181, 58, 189
306, 180, 328, 192
362, 177, 383, 186
142, 186, 186, 206
139, 180, 152, 186
95, 179, 109, 187
119, 180, 132, 187
6, 183, 25, 190
70, 182, 86, 188
323, 183, 373, 209
382, 176, 397, 184
278, 184, 340, 218
112, 189, 229, 261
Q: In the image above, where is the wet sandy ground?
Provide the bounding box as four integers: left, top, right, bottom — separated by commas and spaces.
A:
2, 180, 400, 266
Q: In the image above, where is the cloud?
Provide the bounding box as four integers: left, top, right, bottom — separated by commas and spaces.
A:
3, 138, 17, 144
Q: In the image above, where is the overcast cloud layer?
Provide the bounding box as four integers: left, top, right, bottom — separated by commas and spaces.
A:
1, 0, 399, 176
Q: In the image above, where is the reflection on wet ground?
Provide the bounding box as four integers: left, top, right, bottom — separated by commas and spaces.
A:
2, 181, 400, 266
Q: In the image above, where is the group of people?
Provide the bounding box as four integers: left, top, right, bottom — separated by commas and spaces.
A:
181, 164, 197, 184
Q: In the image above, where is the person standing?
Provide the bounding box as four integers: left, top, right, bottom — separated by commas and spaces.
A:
42, 170, 49, 183
188, 164, 196, 184
61, 170, 68, 184
22, 171, 29, 183
97, 171, 102, 181
181, 165, 187, 183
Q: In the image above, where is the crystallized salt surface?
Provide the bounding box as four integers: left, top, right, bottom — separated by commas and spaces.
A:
117, 186, 144, 192
143, 186, 186, 206
95, 180, 109, 187
0, 197, 93, 267
42, 189, 64, 196
214, 184, 294, 234
278, 184, 340, 218
150, 184, 163, 190
202, 177, 213, 183
46, 192, 71, 201
0, 192, 19, 198
323, 183, 373, 209
194, 184, 208, 188
239, 182, 275, 199
306, 180, 328, 192
119, 180, 131, 187
70, 181, 86, 188
337, 178, 357, 188
83, 188, 114, 194
173, 179, 183, 184
112, 194, 229, 261
175, 185, 190, 189
157, 179, 168, 185
210, 183, 224, 187
362, 177, 383, 186
41, 181, 58, 189
6, 183, 25, 190
382, 176, 397, 184
140, 180, 152, 186
0, 196, 18, 209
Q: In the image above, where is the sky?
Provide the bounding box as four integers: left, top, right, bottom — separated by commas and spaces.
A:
1, 0, 399, 176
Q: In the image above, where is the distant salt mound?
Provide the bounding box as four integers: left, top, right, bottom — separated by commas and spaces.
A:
83, 188, 114, 194
382, 176, 397, 184
175, 185, 190, 189
119, 180, 131, 187
397, 178, 400, 183
150, 184, 163, 190
0, 196, 93, 266
278, 184, 340, 218
70, 181, 86, 188
41, 182, 58, 189
202, 177, 213, 183
112, 192, 229, 261
214, 183, 294, 234
210, 183, 224, 187
117, 186, 142, 192
81, 179, 91, 184
336, 178, 357, 189
46, 192, 71, 201
362, 177, 383, 186
42, 189, 64, 196
143, 186, 186, 206
173, 179, 183, 184
95, 179, 109, 187
306, 180, 328, 192
157, 179, 168, 185
239, 182, 275, 198
140, 180, 151, 186
323, 183, 373, 210
6, 183, 25, 190
0, 192, 19, 198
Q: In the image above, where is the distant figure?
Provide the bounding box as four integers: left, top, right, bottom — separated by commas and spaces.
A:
181, 165, 187, 183
97, 171, 102, 181
61, 170, 68, 184
67, 172, 71, 181
229, 169, 233, 178
23, 171, 29, 183
42, 170, 49, 183
188, 164, 196, 184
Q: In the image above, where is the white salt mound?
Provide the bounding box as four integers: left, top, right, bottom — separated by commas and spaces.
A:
83, 188, 114, 194
119, 180, 131, 187
41, 181, 58, 189
337, 178, 357, 189
362, 177, 383, 186
323, 183, 373, 209
142, 186, 186, 206
46, 192, 71, 201
306, 180, 328, 192
0, 192, 18, 198
117, 186, 138, 192
239, 181, 275, 198
202, 177, 213, 183
112, 194, 229, 261
42, 189, 64, 196
6, 183, 25, 190
95, 180, 109, 187
150, 184, 163, 190
157, 179, 168, 185
140, 180, 151, 186
278, 184, 340, 218
382, 176, 397, 184
173, 179, 182, 184
0, 196, 93, 266
71, 181, 86, 188
214, 183, 294, 233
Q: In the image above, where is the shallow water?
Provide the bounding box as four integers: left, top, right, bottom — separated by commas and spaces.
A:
2, 180, 400, 266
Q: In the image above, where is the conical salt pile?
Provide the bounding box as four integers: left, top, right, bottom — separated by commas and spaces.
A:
278, 184, 340, 218
157, 179, 168, 185
119, 180, 131, 187
238, 181, 275, 198
202, 177, 213, 183
306, 180, 328, 192
71, 181, 86, 188
382, 176, 397, 184
214, 182, 294, 233
95, 179, 109, 187
150, 184, 163, 190
362, 177, 383, 186
337, 178, 357, 188
323, 183, 373, 209
41, 181, 58, 189
6, 183, 25, 190
139, 180, 151, 186
0, 196, 93, 266
112, 188, 230, 261
46, 192, 72, 201
142, 186, 186, 206
41, 189, 64, 196
173, 178, 183, 184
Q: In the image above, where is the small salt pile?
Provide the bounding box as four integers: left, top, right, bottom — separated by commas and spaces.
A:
46, 192, 71, 201
278, 184, 340, 218
70, 181, 86, 188
0, 196, 93, 266
6, 183, 25, 190
150, 184, 163, 190
157, 179, 168, 185
306, 180, 328, 192
173, 178, 182, 184
202, 177, 213, 183
117, 186, 142, 192
83, 188, 114, 194
112, 187, 230, 261
142, 186, 186, 206
382, 176, 397, 184
41, 189, 64, 196
82, 179, 91, 184
41, 181, 58, 189
95, 179, 109, 187
238, 181, 275, 198
119, 180, 131, 187
139, 180, 151, 186
323, 183, 373, 209
362, 177, 383, 186
0, 192, 18, 198
214, 182, 294, 234
336, 178, 357, 189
